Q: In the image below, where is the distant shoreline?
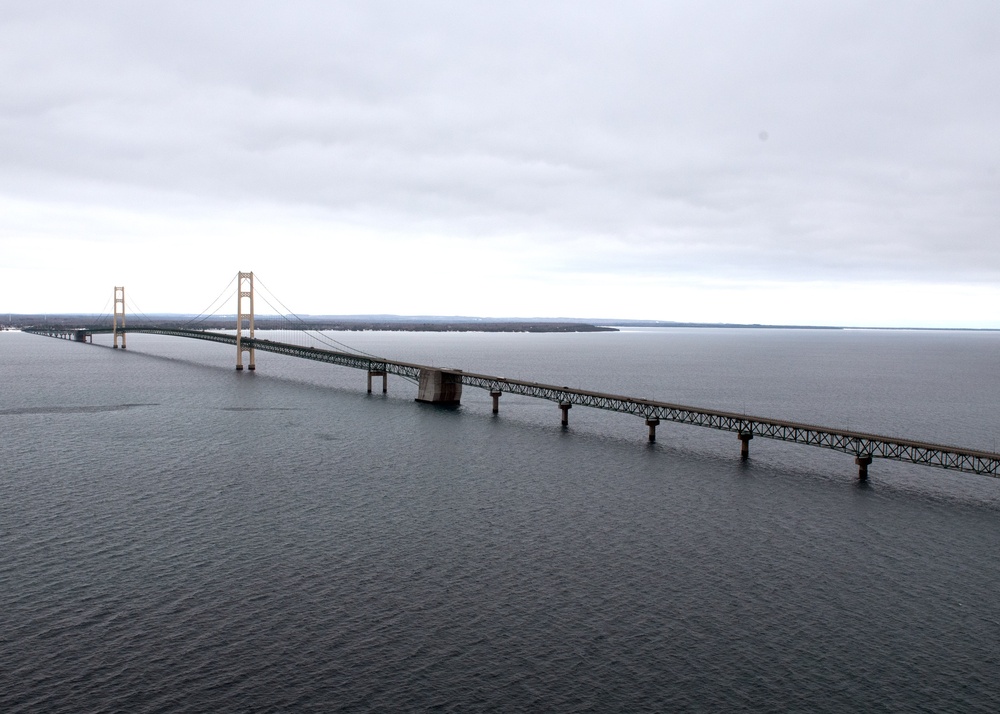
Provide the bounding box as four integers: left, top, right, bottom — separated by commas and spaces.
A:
3, 315, 998, 333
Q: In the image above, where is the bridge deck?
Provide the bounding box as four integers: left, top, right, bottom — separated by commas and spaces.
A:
24, 325, 1000, 478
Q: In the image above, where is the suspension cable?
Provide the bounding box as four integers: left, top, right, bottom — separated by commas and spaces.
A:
181, 274, 239, 329
254, 274, 380, 357
93, 294, 113, 325
124, 294, 156, 326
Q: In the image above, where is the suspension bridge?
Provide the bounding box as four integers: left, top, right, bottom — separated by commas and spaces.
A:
23, 272, 1000, 482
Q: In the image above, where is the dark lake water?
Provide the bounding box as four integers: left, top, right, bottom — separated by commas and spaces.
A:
2, 328, 999, 712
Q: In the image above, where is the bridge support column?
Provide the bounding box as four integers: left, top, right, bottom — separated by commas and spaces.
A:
416, 369, 462, 404
739, 433, 753, 460
855, 455, 873, 481
560, 401, 572, 426
646, 417, 660, 443
490, 389, 502, 414
367, 370, 387, 394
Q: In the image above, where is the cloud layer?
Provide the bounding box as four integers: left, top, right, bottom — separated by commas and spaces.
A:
2, 1, 999, 325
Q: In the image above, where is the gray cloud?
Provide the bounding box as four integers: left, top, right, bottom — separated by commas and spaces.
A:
2, 1, 999, 319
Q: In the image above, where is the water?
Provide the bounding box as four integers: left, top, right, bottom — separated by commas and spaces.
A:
2, 328, 999, 712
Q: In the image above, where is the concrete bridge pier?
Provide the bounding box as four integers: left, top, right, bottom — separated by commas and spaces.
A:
415, 369, 462, 405
367, 370, 387, 394
646, 417, 660, 443
560, 401, 572, 426
490, 389, 502, 414
739, 432, 753, 460
855, 455, 873, 481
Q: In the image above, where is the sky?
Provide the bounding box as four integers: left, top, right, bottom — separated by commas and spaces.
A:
1, 1, 999, 326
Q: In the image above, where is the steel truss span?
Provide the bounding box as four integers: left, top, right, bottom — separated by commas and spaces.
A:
23, 326, 1000, 478
458, 373, 1000, 476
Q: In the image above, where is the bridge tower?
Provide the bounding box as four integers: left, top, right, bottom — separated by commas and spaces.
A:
112, 286, 126, 349
236, 271, 255, 371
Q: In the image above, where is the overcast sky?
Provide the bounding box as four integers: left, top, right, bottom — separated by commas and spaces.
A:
2, 1, 998, 326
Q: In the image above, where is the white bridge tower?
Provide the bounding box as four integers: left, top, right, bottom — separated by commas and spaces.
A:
113, 286, 126, 349
236, 271, 255, 370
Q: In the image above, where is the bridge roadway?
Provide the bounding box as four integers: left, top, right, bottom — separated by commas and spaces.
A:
24, 325, 1000, 479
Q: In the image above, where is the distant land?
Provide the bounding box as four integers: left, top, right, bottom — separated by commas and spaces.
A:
3, 314, 996, 332
5, 313, 841, 332
4, 314, 614, 333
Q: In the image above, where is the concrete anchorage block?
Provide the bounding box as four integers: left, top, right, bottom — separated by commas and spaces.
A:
416, 369, 463, 404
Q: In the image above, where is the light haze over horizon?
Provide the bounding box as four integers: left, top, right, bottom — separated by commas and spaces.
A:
2, 2, 998, 327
